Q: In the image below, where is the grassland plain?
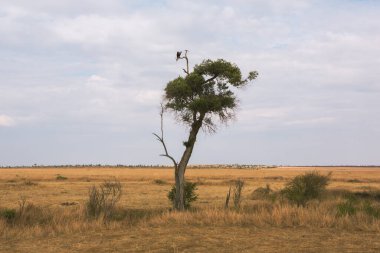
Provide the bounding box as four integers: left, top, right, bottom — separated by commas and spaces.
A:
1, 166, 380, 252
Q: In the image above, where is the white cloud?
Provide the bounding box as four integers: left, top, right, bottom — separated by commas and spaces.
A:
241, 107, 291, 119
0, 115, 15, 127
284, 117, 335, 126
222, 6, 235, 19
87, 75, 107, 83
135, 89, 162, 105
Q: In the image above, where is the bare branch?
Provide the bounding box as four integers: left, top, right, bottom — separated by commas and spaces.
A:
178, 50, 189, 76
153, 104, 178, 169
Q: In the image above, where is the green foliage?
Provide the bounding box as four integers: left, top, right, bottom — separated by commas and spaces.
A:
336, 194, 380, 218
56, 174, 68, 180
168, 182, 198, 209
362, 201, 380, 218
337, 202, 357, 216
164, 58, 258, 129
337, 197, 358, 217
281, 171, 331, 206
1, 208, 16, 221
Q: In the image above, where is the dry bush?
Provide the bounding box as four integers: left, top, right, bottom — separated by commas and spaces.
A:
233, 179, 244, 209
153, 179, 167, 185
225, 179, 245, 209
251, 184, 276, 202
15, 203, 53, 226
225, 186, 232, 209
23, 179, 38, 186
0, 197, 53, 227
86, 179, 122, 220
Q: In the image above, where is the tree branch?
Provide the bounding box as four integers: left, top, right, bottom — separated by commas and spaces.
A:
153, 104, 178, 169
178, 50, 190, 76
203, 74, 218, 85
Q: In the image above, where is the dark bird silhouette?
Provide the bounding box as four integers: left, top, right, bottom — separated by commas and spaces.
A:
176, 51, 182, 61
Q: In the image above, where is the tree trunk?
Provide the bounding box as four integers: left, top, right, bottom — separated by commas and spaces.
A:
174, 167, 185, 210
174, 114, 204, 210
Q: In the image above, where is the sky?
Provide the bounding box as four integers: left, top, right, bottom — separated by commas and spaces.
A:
1, 0, 379, 166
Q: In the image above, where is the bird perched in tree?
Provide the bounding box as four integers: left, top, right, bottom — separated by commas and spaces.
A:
176, 51, 182, 61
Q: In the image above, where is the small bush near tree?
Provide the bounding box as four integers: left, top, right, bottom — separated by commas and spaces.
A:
168, 182, 198, 209
281, 171, 331, 206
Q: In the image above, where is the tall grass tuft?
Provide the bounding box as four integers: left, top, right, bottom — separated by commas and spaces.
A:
85, 180, 122, 221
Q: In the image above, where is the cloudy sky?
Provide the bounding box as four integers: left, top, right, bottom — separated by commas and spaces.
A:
1, 0, 379, 166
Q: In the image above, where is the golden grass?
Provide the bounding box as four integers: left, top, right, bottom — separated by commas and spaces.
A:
1, 166, 379, 208
1, 166, 380, 252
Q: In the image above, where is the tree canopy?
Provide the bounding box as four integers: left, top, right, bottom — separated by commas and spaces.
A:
164, 59, 258, 132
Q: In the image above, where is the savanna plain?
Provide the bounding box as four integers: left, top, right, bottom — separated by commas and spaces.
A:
1, 166, 380, 252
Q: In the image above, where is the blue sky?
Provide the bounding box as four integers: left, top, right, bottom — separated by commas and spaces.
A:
0, 0, 379, 166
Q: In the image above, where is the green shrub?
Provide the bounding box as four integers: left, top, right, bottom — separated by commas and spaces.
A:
362, 201, 380, 218
1, 208, 16, 221
337, 195, 358, 216
167, 182, 198, 209
336, 194, 380, 218
56, 174, 68, 180
281, 171, 331, 206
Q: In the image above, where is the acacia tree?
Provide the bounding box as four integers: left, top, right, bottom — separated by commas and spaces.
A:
154, 51, 258, 211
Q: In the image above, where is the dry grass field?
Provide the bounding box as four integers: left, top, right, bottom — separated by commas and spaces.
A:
1, 166, 380, 252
